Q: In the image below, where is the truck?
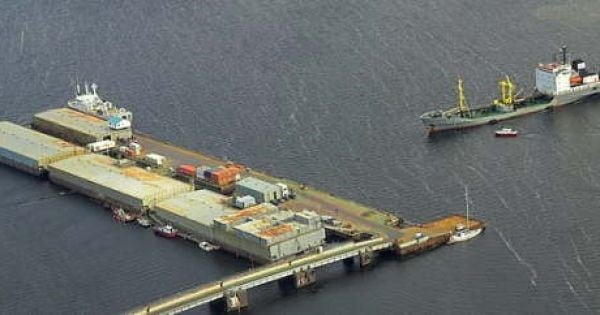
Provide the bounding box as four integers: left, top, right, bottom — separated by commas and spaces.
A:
143, 153, 166, 167
86, 140, 116, 152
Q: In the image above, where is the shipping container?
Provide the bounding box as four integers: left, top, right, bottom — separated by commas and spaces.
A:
177, 164, 196, 177
86, 140, 116, 152
210, 167, 242, 186
143, 153, 166, 167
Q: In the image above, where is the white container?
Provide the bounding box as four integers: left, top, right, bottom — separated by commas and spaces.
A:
144, 153, 166, 166
583, 74, 599, 84
86, 140, 116, 152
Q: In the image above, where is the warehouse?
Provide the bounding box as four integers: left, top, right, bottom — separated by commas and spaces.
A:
48, 154, 192, 211
0, 121, 85, 176
235, 177, 282, 203
32, 108, 132, 145
153, 190, 326, 263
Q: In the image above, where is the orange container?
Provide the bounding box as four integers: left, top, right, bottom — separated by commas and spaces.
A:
210, 167, 242, 185
570, 76, 583, 85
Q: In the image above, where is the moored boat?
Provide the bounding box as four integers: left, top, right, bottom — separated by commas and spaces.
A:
112, 206, 135, 223
154, 225, 178, 238
447, 187, 483, 245
495, 128, 518, 137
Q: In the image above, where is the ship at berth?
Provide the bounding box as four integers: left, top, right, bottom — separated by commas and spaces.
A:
420, 46, 600, 133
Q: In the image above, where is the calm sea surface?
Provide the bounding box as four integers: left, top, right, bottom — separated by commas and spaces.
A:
1, 1, 599, 314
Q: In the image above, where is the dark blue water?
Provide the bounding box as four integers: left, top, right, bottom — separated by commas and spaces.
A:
1, 1, 599, 313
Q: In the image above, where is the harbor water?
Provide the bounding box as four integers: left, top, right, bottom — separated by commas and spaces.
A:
1, 0, 599, 313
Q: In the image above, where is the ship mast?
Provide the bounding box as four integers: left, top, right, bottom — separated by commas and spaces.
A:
457, 78, 471, 117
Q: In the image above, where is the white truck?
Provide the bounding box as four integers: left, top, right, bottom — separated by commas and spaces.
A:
143, 153, 166, 167
86, 140, 116, 152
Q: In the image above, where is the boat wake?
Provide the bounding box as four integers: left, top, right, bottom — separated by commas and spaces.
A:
494, 226, 538, 287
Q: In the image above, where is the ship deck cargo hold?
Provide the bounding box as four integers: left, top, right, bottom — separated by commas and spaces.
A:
0, 121, 85, 176
47, 154, 193, 211
153, 190, 326, 263
32, 107, 132, 145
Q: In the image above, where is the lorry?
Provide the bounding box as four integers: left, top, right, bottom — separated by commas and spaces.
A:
143, 153, 166, 167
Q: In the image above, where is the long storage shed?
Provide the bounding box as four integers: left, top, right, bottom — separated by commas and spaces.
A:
0, 121, 85, 176
32, 107, 132, 145
48, 154, 192, 211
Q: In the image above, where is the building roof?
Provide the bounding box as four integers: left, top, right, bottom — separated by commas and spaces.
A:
155, 190, 236, 226
213, 203, 277, 226
34, 108, 113, 136
48, 154, 192, 202
236, 177, 280, 193
0, 121, 85, 166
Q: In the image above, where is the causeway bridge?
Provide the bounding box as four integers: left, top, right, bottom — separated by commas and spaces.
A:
128, 237, 393, 314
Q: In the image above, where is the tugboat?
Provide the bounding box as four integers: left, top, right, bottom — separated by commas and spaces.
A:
154, 225, 178, 238
448, 187, 483, 244
494, 127, 518, 137
421, 46, 600, 133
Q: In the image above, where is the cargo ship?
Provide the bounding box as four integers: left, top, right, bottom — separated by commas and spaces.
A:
420, 46, 600, 133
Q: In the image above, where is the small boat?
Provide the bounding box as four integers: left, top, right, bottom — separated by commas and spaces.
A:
136, 217, 152, 228
448, 187, 483, 245
154, 225, 178, 238
495, 127, 518, 137
112, 207, 135, 223
198, 241, 220, 252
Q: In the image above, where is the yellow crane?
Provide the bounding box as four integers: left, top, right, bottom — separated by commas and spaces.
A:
494, 76, 515, 106
457, 78, 471, 117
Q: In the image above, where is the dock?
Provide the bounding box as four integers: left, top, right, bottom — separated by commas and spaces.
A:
0, 91, 486, 313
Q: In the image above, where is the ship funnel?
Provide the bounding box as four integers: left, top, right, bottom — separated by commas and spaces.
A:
91, 82, 98, 95
561, 45, 568, 65
84, 81, 90, 95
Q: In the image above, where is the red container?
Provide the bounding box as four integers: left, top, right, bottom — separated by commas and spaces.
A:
177, 164, 196, 177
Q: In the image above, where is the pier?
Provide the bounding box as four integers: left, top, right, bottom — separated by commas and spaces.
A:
128, 237, 392, 314
0, 98, 486, 313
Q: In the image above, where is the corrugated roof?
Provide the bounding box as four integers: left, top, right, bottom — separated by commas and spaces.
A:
48, 154, 192, 201
155, 190, 236, 226
0, 121, 85, 166
236, 177, 280, 193
34, 108, 112, 136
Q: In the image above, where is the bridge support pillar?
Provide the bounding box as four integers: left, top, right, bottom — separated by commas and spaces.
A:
359, 249, 375, 268
293, 268, 317, 288
224, 289, 248, 313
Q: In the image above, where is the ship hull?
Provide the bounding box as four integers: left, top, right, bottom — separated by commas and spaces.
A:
421, 83, 600, 133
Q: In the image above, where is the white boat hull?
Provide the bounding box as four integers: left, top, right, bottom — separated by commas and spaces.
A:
447, 228, 483, 244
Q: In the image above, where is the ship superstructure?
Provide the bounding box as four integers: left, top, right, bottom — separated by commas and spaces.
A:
420, 46, 600, 133
68, 82, 133, 122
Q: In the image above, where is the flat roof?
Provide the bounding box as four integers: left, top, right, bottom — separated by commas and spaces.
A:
155, 190, 236, 226
34, 108, 114, 136
236, 177, 280, 193
214, 203, 277, 226
0, 121, 85, 165
48, 154, 192, 201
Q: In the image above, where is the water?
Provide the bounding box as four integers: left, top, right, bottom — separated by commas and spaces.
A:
1, 0, 599, 313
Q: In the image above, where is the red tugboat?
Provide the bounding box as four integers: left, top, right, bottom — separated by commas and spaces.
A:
495, 127, 518, 137
154, 225, 178, 238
